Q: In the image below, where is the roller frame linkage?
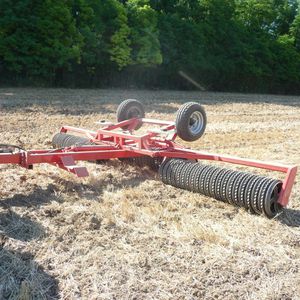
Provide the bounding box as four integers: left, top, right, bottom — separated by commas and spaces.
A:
0, 117, 297, 208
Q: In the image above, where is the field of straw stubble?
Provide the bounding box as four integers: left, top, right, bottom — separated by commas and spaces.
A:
0, 88, 300, 300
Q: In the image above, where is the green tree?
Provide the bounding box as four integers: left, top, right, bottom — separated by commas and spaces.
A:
126, 0, 162, 65
109, 1, 131, 69
234, 0, 300, 91
0, 0, 300, 92
70, 0, 131, 72
235, 0, 298, 36
291, 8, 300, 50
0, 0, 82, 81
154, 0, 243, 89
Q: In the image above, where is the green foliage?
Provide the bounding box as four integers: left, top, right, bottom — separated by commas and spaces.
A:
235, 0, 298, 36
291, 10, 300, 50
109, 1, 131, 69
0, 0, 82, 80
126, 0, 162, 65
0, 0, 300, 93
70, 0, 101, 68
274, 34, 300, 82
70, 0, 131, 72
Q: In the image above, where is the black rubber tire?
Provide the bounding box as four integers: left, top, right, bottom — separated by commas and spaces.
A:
198, 165, 214, 195
245, 175, 262, 213
232, 172, 250, 207
185, 163, 200, 191
174, 162, 187, 188
159, 159, 171, 184
203, 166, 218, 197
261, 180, 283, 218
179, 162, 194, 189
169, 160, 182, 187
214, 168, 232, 201
159, 158, 196, 189
165, 161, 174, 186
191, 164, 207, 193
238, 173, 256, 208
116, 99, 145, 130
208, 167, 224, 198
257, 178, 274, 214
162, 158, 185, 185
219, 170, 236, 203
225, 171, 243, 205
250, 177, 268, 214
175, 102, 207, 142
167, 159, 181, 186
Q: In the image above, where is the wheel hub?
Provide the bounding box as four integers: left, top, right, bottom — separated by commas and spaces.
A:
189, 111, 204, 134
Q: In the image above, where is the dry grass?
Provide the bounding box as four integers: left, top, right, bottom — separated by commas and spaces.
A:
0, 88, 300, 300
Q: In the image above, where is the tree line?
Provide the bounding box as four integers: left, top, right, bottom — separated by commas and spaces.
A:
0, 0, 300, 94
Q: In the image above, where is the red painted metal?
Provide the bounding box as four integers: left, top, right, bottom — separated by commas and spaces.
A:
0, 117, 297, 207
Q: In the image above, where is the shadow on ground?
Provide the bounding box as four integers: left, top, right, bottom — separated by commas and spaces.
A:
0, 161, 153, 206
0, 247, 59, 299
46, 161, 154, 200
0, 185, 62, 209
0, 210, 45, 241
278, 208, 300, 227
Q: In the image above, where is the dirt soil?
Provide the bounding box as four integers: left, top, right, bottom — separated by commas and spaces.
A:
0, 88, 299, 300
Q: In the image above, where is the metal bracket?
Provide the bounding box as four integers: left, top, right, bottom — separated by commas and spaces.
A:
57, 156, 89, 177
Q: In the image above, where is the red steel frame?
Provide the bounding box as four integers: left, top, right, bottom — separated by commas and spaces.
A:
0, 118, 297, 207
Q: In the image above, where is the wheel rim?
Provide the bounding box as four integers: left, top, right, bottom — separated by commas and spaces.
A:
189, 111, 204, 135
127, 107, 142, 119
264, 182, 282, 217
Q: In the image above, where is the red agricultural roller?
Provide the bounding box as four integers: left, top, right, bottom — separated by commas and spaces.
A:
0, 100, 297, 218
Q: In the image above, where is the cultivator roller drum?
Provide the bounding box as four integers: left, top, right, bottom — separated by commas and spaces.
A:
52, 133, 93, 148
159, 159, 283, 218
120, 156, 163, 171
